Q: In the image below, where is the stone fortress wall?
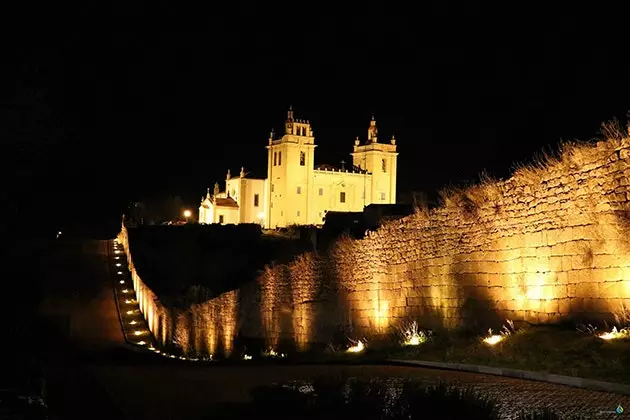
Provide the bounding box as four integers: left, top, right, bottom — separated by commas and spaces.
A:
119, 128, 630, 357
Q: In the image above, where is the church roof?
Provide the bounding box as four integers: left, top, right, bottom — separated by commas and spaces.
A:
214, 197, 239, 208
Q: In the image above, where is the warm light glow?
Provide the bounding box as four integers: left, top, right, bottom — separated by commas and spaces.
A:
117, 271, 123, 274
124, 299, 135, 304
134, 330, 144, 336
483, 334, 504, 346
599, 326, 630, 340
126, 310, 134, 315
243, 354, 253, 360
121, 289, 130, 293
116, 263, 121, 267
137, 341, 146, 345
183, 210, 192, 218
257, 211, 264, 219
115, 250, 121, 254
347, 340, 366, 353
130, 320, 137, 325
401, 321, 428, 346
115, 256, 120, 260
119, 280, 125, 284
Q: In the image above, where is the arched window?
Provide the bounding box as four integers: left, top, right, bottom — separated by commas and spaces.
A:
382, 158, 387, 172
273, 152, 277, 166
300, 151, 306, 166
278, 151, 282, 166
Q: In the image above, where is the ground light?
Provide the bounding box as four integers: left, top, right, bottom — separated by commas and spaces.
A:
347, 340, 366, 353
598, 326, 630, 340
482, 329, 505, 346
400, 321, 429, 346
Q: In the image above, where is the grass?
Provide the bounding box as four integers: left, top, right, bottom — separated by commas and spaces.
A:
379, 324, 630, 384
260, 323, 630, 385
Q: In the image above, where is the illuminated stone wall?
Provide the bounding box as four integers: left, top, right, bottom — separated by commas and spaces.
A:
122, 135, 630, 357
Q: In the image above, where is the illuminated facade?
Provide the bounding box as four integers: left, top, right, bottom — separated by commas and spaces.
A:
199, 108, 398, 228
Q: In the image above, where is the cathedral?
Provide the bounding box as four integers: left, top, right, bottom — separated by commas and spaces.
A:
199, 108, 399, 228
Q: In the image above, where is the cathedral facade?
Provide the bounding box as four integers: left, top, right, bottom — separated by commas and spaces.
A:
199, 108, 398, 228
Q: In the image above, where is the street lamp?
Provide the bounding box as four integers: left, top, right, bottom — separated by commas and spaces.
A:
183, 209, 192, 223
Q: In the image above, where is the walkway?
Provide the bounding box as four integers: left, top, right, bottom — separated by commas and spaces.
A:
41, 239, 630, 419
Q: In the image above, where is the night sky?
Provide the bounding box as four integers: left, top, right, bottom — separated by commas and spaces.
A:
4, 6, 630, 236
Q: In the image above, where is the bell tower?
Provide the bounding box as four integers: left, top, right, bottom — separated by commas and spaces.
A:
351, 115, 398, 205
265, 106, 317, 228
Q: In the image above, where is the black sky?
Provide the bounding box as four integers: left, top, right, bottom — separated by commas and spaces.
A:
4, 5, 630, 235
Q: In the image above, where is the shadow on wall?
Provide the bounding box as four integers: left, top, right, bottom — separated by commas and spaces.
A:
313, 256, 350, 349
452, 256, 502, 333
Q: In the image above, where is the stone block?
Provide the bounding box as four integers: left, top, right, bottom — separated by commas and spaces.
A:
599, 281, 624, 299
575, 282, 598, 298
547, 229, 560, 246
549, 256, 563, 271
558, 297, 571, 314
487, 273, 502, 287
571, 255, 592, 270
556, 271, 568, 285
524, 231, 543, 248
536, 256, 551, 270
592, 254, 622, 269
550, 243, 565, 256
567, 283, 578, 298
558, 227, 573, 243
543, 299, 559, 314
520, 247, 537, 258
561, 255, 573, 270
536, 246, 552, 258
522, 256, 539, 273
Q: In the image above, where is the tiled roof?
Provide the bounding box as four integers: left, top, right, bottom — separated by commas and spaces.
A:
214, 197, 239, 208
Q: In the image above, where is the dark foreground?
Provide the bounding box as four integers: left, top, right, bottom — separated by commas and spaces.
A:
21, 239, 630, 419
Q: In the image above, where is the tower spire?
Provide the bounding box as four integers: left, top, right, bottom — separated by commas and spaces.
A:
367, 114, 378, 143
285, 105, 294, 134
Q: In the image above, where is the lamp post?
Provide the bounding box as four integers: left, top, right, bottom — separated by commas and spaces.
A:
183, 209, 192, 223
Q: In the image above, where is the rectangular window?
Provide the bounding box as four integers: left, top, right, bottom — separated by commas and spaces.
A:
297, 210, 300, 217
254, 193, 259, 207
273, 152, 277, 166
271, 184, 274, 192
380, 192, 386, 200
297, 186, 301, 194
278, 151, 282, 166
318, 188, 323, 196
219, 215, 224, 224
340, 192, 346, 203
382, 158, 387, 172
300, 151, 306, 166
